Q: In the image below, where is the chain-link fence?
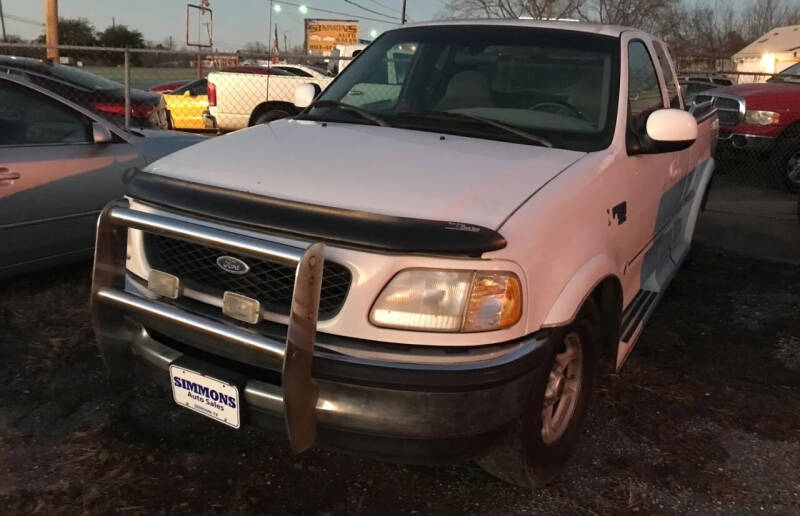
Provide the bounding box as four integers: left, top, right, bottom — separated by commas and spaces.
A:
673, 64, 800, 195
0, 43, 352, 133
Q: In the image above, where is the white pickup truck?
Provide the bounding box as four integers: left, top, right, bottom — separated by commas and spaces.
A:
91, 20, 717, 486
203, 64, 334, 131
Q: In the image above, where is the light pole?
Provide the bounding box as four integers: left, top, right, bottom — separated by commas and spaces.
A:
0, 0, 7, 42
268, 0, 274, 58
401, 0, 406, 24
45, 0, 59, 62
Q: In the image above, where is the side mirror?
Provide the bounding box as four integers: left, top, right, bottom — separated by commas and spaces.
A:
294, 83, 320, 109
92, 122, 113, 144
645, 108, 698, 153
183, 90, 191, 97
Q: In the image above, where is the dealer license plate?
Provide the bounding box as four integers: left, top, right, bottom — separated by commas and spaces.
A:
169, 365, 240, 429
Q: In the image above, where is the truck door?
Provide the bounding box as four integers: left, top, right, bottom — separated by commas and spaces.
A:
650, 41, 697, 264
620, 38, 676, 294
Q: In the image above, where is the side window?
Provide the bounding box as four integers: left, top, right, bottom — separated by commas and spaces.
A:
0, 81, 90, 146
627, 41, 664, 131
282, 67, 312, 78
653, 42, 681, 109
190, 82, 207, 96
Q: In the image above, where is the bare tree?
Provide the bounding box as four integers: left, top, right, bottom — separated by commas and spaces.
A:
442, 0, 587, 20
741, 0, 796, 41
574, 0, 681, 33
437, 0, 794, 62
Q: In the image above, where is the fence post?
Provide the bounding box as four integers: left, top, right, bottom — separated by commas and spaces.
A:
123, 48, 131, 130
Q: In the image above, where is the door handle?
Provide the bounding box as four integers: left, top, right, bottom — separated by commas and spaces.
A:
0, 168, 21, 183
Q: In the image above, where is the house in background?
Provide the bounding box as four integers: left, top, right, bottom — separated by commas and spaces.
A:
733, 25, 800, 82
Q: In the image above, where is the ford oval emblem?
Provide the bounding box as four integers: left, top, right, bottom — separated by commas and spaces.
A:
216, 255, 250, 275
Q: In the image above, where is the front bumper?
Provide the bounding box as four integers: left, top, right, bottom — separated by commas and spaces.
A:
91, 201, 549, 461
717, 132, 776, 153
202, 109, 218, 130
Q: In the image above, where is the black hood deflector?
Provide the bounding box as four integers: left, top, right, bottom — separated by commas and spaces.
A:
127, 171, 507, 256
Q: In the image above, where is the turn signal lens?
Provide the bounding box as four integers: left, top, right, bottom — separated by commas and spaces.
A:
370, 269, 522, 332
462, 272, 522, 332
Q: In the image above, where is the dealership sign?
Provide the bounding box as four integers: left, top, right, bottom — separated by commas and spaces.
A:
305, 18, 359, 54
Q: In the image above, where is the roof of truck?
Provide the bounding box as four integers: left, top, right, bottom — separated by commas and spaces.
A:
399, 19, 639, 38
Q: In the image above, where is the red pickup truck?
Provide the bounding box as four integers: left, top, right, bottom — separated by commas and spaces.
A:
695, 62, 800, 191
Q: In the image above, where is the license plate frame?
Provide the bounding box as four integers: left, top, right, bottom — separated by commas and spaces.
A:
169, 364, 241, 429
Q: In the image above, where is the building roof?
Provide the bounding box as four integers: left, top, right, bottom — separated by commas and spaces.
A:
734, 25, 800, 58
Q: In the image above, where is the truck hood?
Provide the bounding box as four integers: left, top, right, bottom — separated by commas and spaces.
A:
144, 120, 585, 229
714, 82, 800, 102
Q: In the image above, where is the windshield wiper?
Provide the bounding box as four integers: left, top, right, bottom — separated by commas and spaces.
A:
309, 100, 390, 127
398, 111, 552, 148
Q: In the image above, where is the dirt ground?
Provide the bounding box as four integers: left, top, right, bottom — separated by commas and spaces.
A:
1, 242, 799, 515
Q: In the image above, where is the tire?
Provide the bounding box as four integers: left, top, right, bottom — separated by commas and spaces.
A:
796, 194, 800, 223
477, 300, 600, 487
768, 129, 800, 193
251, 109, 290, 126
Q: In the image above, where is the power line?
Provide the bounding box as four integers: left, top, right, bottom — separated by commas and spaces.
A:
342, 0, 396, 20
5, 12, 45, 27
274, 0, 399, 24
364, 0, 399, 13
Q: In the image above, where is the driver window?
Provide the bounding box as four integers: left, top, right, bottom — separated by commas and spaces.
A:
0, 81, 91, 146
627, 41, 664, 133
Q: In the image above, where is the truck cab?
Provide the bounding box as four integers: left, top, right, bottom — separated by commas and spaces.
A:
91, 20, 716, 486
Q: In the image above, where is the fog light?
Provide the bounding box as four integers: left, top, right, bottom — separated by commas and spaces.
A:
148, 270, 181, 299
222, 291, 261, 324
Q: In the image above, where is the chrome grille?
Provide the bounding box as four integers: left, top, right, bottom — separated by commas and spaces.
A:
718, 111, 740, 126
698, 94, 744, 126
143, 233, 351, 319
714, 97, 740, 110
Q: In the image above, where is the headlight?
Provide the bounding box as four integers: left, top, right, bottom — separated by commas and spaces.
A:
370, 269, 522, 332
744, 110, 780, 125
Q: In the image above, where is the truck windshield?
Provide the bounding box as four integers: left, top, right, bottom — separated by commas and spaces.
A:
304, 25, 620, 152
768, 62, 800, 83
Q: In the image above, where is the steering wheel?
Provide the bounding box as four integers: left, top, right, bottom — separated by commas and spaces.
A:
529, 101, 585, 120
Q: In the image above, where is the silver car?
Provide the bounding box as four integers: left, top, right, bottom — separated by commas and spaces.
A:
0, 74, 204, 276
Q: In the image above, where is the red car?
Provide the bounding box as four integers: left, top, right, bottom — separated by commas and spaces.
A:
696, 62, 800, 191
149, 80, 191, 94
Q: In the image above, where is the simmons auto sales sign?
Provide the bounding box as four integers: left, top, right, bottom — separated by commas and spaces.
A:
304, 18, 359, 54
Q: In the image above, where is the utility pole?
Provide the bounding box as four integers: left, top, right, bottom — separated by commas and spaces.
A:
45, 0, 59, 62
401, 0, 407, 24
0, 0, 7, 43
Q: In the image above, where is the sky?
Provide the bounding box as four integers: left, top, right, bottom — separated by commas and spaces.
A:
1, 0, 446, 51
2, 0, 762, 51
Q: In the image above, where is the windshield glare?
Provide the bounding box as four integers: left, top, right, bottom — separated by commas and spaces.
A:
310, 25, 620, 151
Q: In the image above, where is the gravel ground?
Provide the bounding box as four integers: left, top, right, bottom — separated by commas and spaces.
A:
1, 243, 799, 515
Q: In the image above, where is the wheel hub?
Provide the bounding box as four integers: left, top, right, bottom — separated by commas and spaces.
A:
545, 370, 565, 404
541, 332, 584, 444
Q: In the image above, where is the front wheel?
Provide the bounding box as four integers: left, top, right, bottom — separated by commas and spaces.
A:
769, 131, 800, 192
477, 301, 600, 487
